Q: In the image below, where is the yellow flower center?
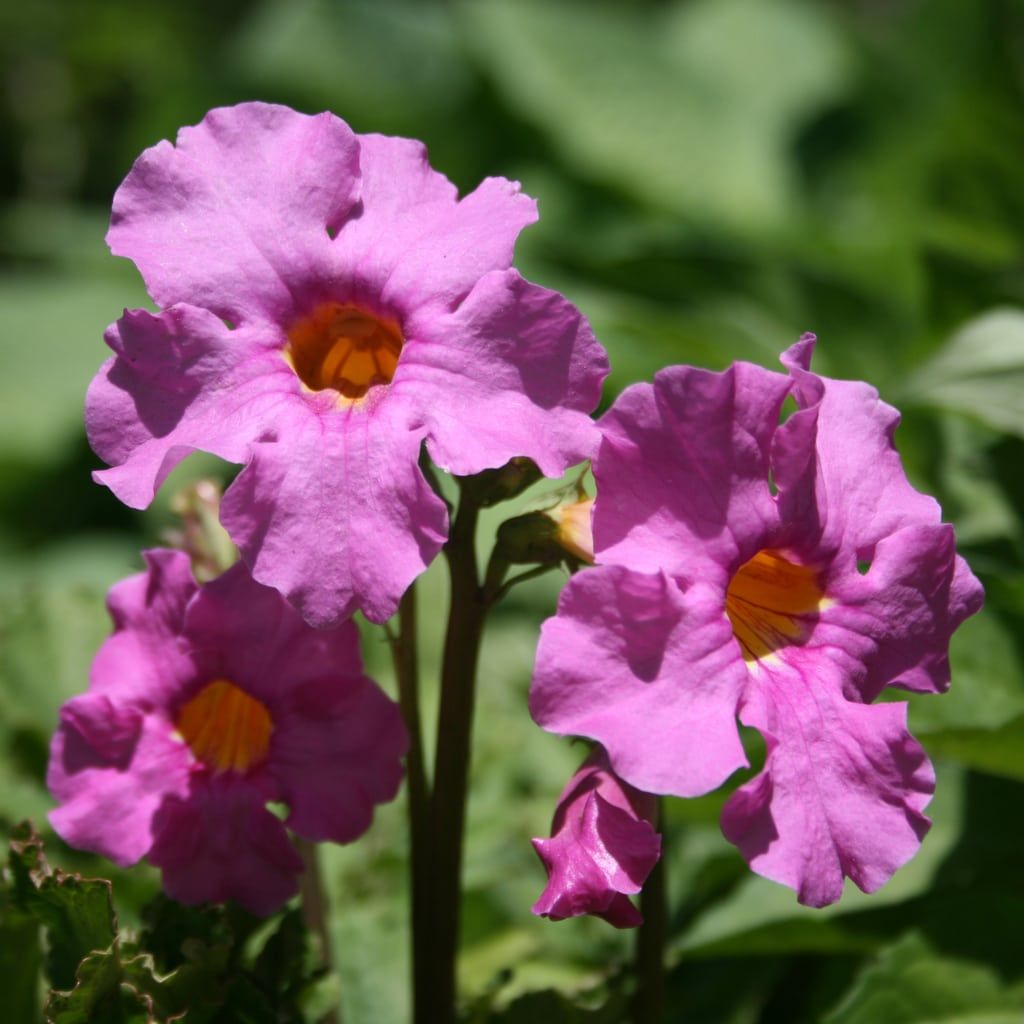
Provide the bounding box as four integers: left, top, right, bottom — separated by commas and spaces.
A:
176, 679, 273, 774
725, 550, 824, 663
285, 302, 403, 400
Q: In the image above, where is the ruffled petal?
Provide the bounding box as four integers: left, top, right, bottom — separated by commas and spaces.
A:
88, 305, 298, 510
776, 337, 942, 560
401, 270, 607, 476
90, 550, 199, 707
594, 362, 789, 577
531, 566, 748, 797
182, 562, 365, 698
335, 142, 537, 316
721, 671, 934, 908
148, 777, 303, 916
817, 524, 985, 700
270, 675, 407, 844
220, 401, 448, 626
48, 715, 191, 867
107, 102, 360, 325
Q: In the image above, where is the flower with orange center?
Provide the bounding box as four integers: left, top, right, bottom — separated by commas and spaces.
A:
48, 550, 408, 916
533, 337, 982, 908
87, 102, 608, 629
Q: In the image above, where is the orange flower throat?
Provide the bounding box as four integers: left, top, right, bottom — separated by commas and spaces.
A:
286, 302, 403, 400
176, 680, 273, 774
726, 550, 824, 663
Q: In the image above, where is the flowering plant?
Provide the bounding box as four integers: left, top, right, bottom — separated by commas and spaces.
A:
22, 99, 987, 1024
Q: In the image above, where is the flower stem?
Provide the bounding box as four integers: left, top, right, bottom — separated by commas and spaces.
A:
389, 584, 433, 1024
632, 800, 667, 1024
430, 483, 487, 1023
297, 839, 343, 1024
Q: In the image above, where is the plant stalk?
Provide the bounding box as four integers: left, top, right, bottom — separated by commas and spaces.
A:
632, 799, 667, 1024
297, 839, 342, 1024
389, 584, 433, 1024
429, 485, 487, 1023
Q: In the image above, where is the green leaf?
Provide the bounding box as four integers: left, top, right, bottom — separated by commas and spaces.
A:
824, 933, 1024, 1024
8, 822, 118, 990
232, 0, 470, 137
903, 611, 1024, 737
0, 875, 41, 1024
908, 310, 1024, 438
463, 0, 850, 236
45, 949, 157, 1024
920, 716, 1024, 783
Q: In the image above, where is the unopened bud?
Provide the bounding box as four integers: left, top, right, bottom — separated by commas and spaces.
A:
545, 497, 594, 566
494, 496, 594, 573
165, 480, 237, 580
461, 457, 543, 507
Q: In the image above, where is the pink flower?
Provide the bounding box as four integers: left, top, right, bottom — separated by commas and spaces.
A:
532, 747, 660, 928
531, 336, 983, 907
47, 550, 407, 915
89, 102, 608, 627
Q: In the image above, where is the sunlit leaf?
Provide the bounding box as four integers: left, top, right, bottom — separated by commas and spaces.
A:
908, 310, 1024, 439
824, 933, 1024, 1024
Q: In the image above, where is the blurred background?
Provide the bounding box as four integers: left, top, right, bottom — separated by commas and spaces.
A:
1, 0, 1023, 1020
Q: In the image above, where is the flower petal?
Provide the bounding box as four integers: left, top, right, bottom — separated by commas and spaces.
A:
402, 270, 607, 476
48, 716, 191, 867
183, 562, 365, 697
148, 777, 303, 916
776, 338, 942, 559
88, 305, 297, 510
108, 102, 360, 324
91, 550, 199, 707
594, 362, 790, 576
372, 165, 540, 315
531, 565, 748, 797
820, 524, 985, 700
220, 401, 448, 626
271, 675, 407, 844
721, 671, 934, 908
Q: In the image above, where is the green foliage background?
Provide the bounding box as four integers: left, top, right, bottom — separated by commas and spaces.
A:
1, 0, 1023, 1020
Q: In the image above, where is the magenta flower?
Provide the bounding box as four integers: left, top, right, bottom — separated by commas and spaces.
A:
88, 103, 607, 627
532, 746, 660, 928
47, 549, 406, 915
531, 336, 983, 907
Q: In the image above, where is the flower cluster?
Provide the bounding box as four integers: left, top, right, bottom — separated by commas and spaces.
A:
52, 102, 981, 932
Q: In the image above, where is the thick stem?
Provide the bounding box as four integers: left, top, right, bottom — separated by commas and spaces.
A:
297, 839, 342, 1024
632, 800, 667, 1024
389, 585, 433, 1024
430, 487, 487, 1023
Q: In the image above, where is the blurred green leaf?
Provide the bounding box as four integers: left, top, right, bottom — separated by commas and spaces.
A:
824, 933, 1024, 1024
233, 0, 470, 136
908, 310, 1024, 439
921, 716, 1024, 783
464, 0, 850, 236
0, 271, 148, 463
903, 611, 1024, 737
